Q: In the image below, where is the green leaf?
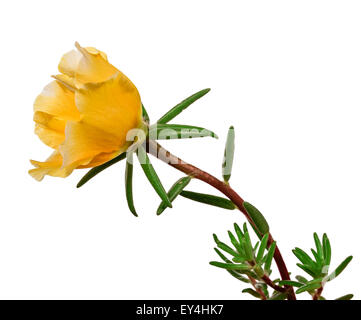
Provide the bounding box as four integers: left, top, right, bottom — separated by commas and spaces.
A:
243, 202, 269, 235
296, 281, 322, 294
264, 241, 276, 274
214, 248, 233, 264
213, 248, 250, 283
325, 256, 353, 282
227, 231, 243, 254
77, 152, 126, 188
322, 233, 332, 267
256, 233, 269, 263
137, 145, 172, 208
157, 88, 210, 124
296, 263, 317, 278
242, 224, 254, 261
311, 249, 323, 268
335, 294, 353, 300
253, 241, 259, 253
313, 232, 324, 262
295, 275, 308, 284
156, 176, 191, 215
209, 261, 251, 272
278, 280, 304, 288
269, 292, 288, 300
222, 126, 235, 182
233, 223, 244, 243
149, 123, 218, 140
125, 154, 137, 217
213, 234, 239, 257
180, 190, 236, 210
242, 288, 262, 299
292, 248, 317, 269
142, 103, 150, 123
232, 256, 247, 263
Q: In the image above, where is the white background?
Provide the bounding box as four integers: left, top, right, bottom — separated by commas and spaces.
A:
0, 0, 360, 300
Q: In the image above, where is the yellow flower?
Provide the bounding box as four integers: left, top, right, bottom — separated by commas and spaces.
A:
29, 42, 143, 181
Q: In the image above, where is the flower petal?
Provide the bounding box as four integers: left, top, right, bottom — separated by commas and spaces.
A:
59, 121, 128, 168
34, 123, 65, 149
72, 42, 118, 84
58, 49, 82, 78
29, 151, 71, 181
75, 72, 142, 143
33, 81, 80, 148
34, 80, 80, 121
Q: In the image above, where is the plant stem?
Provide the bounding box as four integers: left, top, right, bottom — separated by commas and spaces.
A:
248, 276, 267, 300
147, 140, 296, 300
261, 274, 287, 293
313, 286, 324, 300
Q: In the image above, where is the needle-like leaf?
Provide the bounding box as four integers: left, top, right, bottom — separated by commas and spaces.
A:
214, 249, 250, 283
149, 123, 218, 140
295, 275, 308, 284
233, 223, 244, 244
313, 232, 324, 262
180, 190, 236, 210
157, 88, 211, 124
222, 126, 235, 182
209, 261, 251, 272
256, 233, 269, 263
213, 234, 239, 257
296, 281, 322, 294
137, 145, 172, 208
292, 248, 318, 269
142, 103, 150, 124
335, 294, 353, 300
278, 280, 304, 288
264, 241, 276, 274
242, 224, 254, 261
296, 263, 317, 278
156, 176, 191, 215
322, 233, 332, 267
242, 288, 262, 299
243, 202, 270, 234
325, 256, 353, 282
125, 153, 137, 217
228, 231, 243, 254
77, 152, 126, 188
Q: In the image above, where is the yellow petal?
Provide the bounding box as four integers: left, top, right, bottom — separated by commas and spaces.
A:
58, 42, 118, 84
59, 121, 128, 168
77, 150, 123, 168
34, 80, 80, 121
58, 49, 82, 78
52, 74, 77, 91
75, 72, 142, 143
33, 81, 79, 148
29, 151, 71, 181
34, 124, 64, 149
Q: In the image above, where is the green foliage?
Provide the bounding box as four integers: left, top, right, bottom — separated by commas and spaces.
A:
149, 124, 218, 140
137, 145, 172, 208
278, 233, 354, 300
157, 176, 192, 215
222, 126, 235, 183
212, 227, 354, 300
243, 202, 270, 235
125, 153, 137, 217
157, 88, 210, 124
210, 222, 283, 300
77, 152, 126, 188
180, 190, 236, 210
142, 103, 150, 124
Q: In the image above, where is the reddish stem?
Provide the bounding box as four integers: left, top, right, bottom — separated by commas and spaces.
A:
313, 286, 324, 300
147, 140, 296, 300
